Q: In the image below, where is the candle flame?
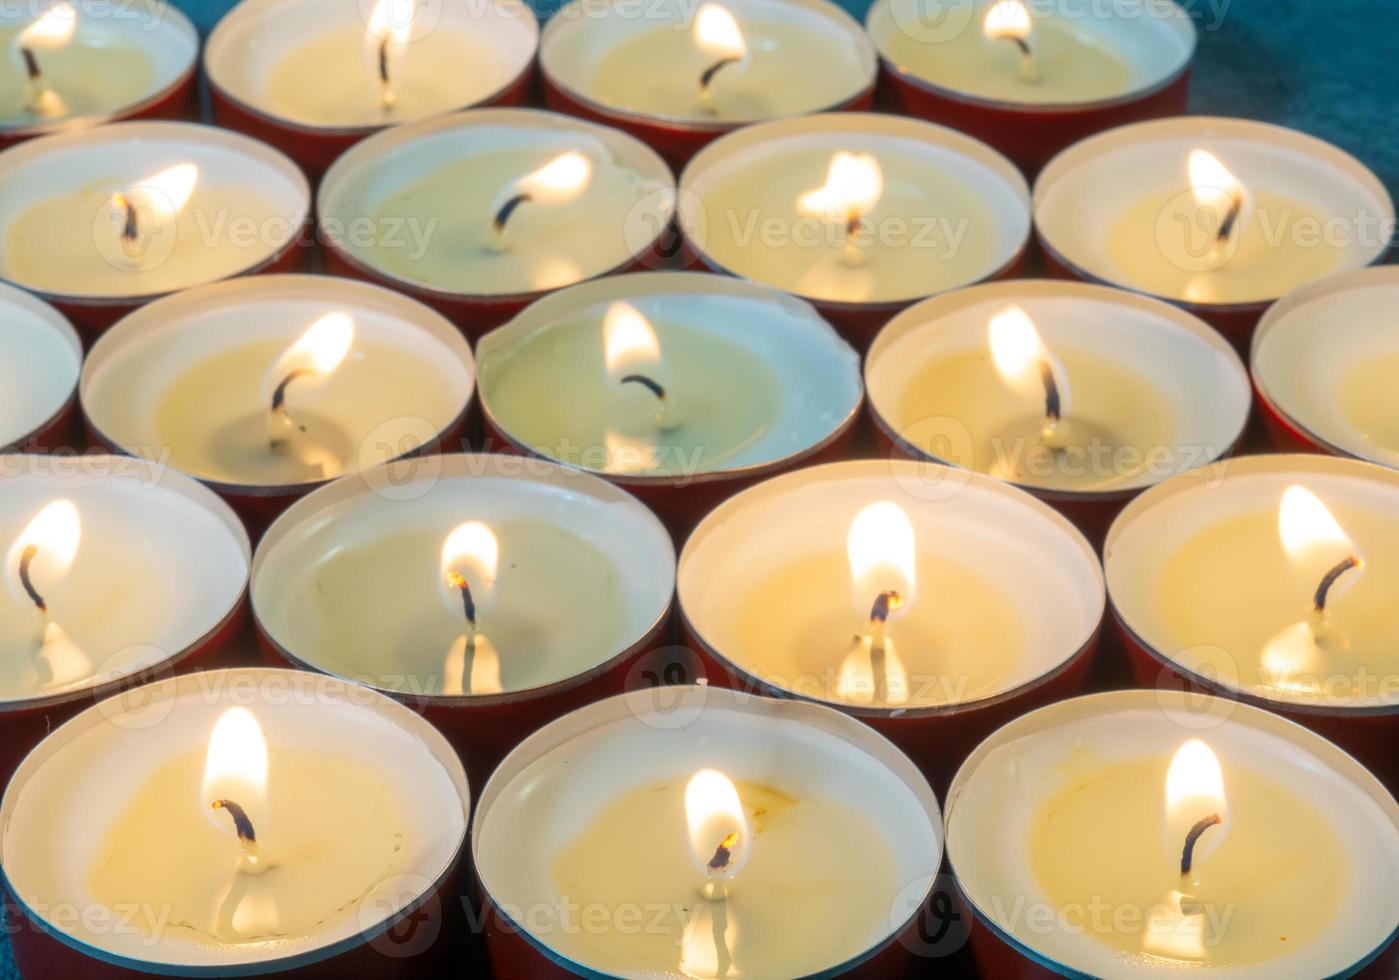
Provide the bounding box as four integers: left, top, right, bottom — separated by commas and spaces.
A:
5, 500, 80, 609
19, 2, 77, 48
260, 312, 355, 404
847, 501, 916, 615
987, 305, 1071, 416
202, 707, 269, 825
109, 163, 199, 232
440, 521, 499, 617
797, 152, 884, 224
684, 769, 750, 881
1188, 149, 1249, 242
603, 302, 662, 379
982, 0, 1031, 41
1278, 486, 1357, 565
694, 3, 746, 60
1165, 739, 1227, 869
516, 151, 593, 205
366, 0, 414, 45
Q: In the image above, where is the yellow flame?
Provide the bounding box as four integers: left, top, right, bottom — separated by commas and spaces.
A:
110, 163, 199, 231
1279, 486, 1357, 566
19, 2, 77, 48
987, 305, 1071, 415
982, 0, 1031, 41
6, 499, 80, 608
517, 151, 593, 205
1188, 150, 1243, 207
603, 302, 663, 379
797, 152, 884, 223
847, 501, 916, 615
694, 3, 746, 60
202, 707, 269, 823
1165, 739, 1227, 869
440, 521, 499, 615
366, 0, 414, 45
261, 312, 354, 404
684, 769, 750, 881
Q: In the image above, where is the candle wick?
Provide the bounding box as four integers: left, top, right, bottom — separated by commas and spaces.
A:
20, 46, 41, 82
1216, 193, 1243, 243
868, 590, 902, 628
110, 193, 140, 244
16, 543, 48, 613
490, 192, 533, 247
699, 56, 740, 102
1038, 360, 1062, 424
619, 373, 667, 402
706, 831, 739, 876
377, 36, 395, 109
1313, 555, 1362, 613
995, 35, 1039, 82
268, 368, 314, 451
1179, 813, 1222, 877
447, 571, 477, 629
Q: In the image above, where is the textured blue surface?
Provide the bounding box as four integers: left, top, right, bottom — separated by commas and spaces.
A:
0, 1, 1391, 977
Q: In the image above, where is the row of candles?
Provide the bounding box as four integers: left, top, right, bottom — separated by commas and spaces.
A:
1, 0, 1397, 977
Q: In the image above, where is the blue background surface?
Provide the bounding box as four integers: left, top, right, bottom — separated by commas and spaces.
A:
0, 0, 1392, 976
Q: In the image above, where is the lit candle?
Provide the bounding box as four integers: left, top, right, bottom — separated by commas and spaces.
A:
678, 112, 1030, 346
1252, 266, 1399, 466
204, 0, 538, 177
0, 454, 249, 785
252, 453, 675, 786
81, 274, 476, 526
477, 271, 862, 535
1, 668, 471, 974
1, 0, 197, 144
866, 0, 1196, 174
946, 690, 1399, 976
473, 686, 943, 977
0, 121, 310, 336
318, 109, 675, 336
865, 280, 1250, 543
539, 0, 875, 166
678, 458, 1104, 789
1107, 454, 1399, 787
1035, 117, 1393, 351
0, 281, 81, 452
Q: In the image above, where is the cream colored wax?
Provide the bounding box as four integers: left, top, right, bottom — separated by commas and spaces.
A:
1110, 188, 1341, 305
1030, 754, 1345, 966
695, 151, 999, 304
1155, 509, 1399, 703
152, 339, 459, 487
356, 148, 661, 296
5, 181, 281, 297
733, 550, 1026, 708
267, 27, 513, 128
90, 748, 411, 945
894, 347, 1177, 492
552, 778, 899, 977
0, 27, 154, 126
589, 21, 865, 123
881, 17, 1130, 104
481, 316, 780, 476
283, 522, 629, 695
1336, 352, 1399, 463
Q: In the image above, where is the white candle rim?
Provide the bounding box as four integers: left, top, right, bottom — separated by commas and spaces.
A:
1105, 452, 1399, 717
472, 684, 944, 972
251, 452, 676, 704
0, 121, 311, 305
317, 108, 676, 302
864, 0, 1197, 111
865, 278, 1251, 500
1251, 265, 1399, 470
677, 458, 1106, 716
0, 667, 471, 973
476, 270, 865, 484
0, 0, 199, 139
677, 111, 1031, 311
1033, 116, 1396, 312
0, 453, 250, 711
203, 0, 540, 137
945, 689, 1399, 977
539, 0, 878, 130
79, 273, 478, 496
0, 281, 82, 451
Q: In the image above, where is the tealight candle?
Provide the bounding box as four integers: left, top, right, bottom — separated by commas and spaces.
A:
473, 686, 943, 977
1107, 454, 1399, 788
81, 274, 476, 529
477, 271, 862, 535
0, 0, 198, 146
0, 121, 310, 336
946, 690, 1399, 977
319, 109, 675, 336
678, 112, 1030, 346
0, 281, 81, 452
1253, 266, 1399, 466
1035, 117, 1394, 352
205, 0, 539, 178
252, 453, 675, 787
0, 454, 249, 787
866, 280, 1250, 544
678, 459, 1104, 791
539, 0, 876, 166
2, 668, 471, 976
867, 0, 1195, 174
